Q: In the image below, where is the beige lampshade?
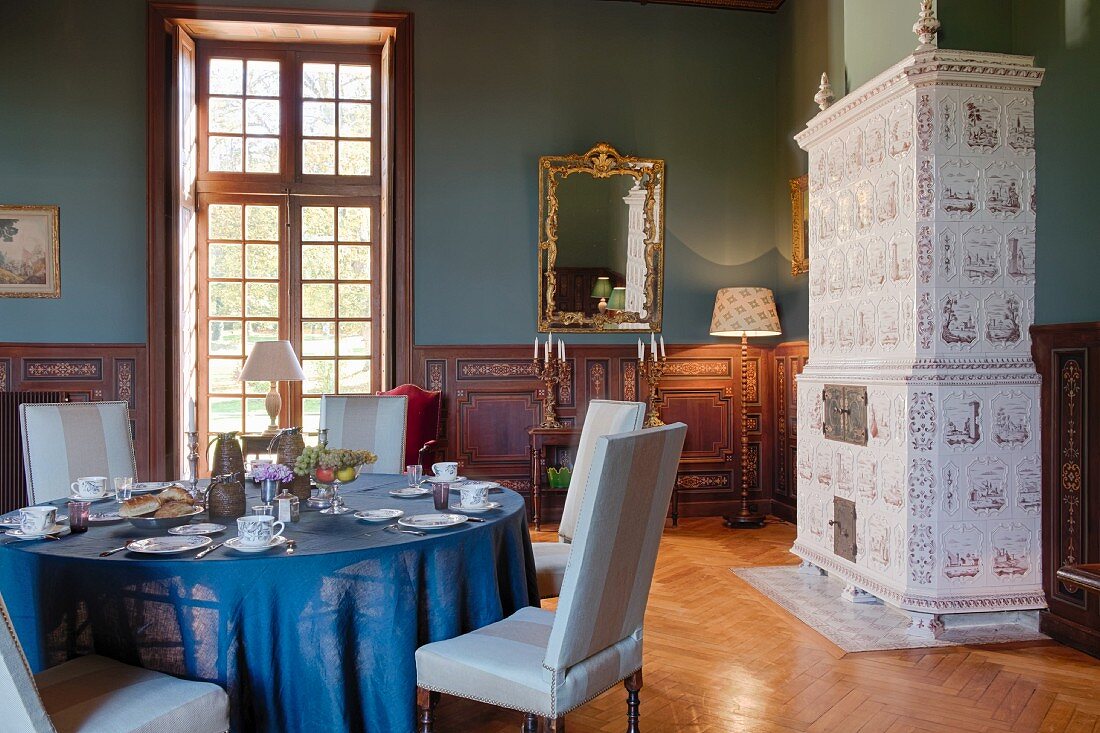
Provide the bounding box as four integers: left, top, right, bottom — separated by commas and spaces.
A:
709, 287, 782, 337
239, 340, 306, 382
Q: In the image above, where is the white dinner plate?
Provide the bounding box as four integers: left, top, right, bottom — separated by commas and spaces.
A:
5, 524, 70, 539
354, 509, 404, 522
0, 514, 67, 528
453, 501, 501, 514
425, 476, 466, 484
88, 511, 123, 523
169, 522, 226, 536
68, 493, 112, 504
398, 513, 469, 530
130, 482, 175, 494
388, 488, 431, 498
127, 535, 211, 554
225, 535, 288, 553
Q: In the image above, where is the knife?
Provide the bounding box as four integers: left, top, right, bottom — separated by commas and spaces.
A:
195, 541, 224, 559
463, 516, 486, 523
100, 542, 132, 557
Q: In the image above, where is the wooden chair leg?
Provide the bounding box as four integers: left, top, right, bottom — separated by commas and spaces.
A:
545, 716, 565, 732
625, 670, 642, 733
417, 687, 439, 733
522, 713, 539, 732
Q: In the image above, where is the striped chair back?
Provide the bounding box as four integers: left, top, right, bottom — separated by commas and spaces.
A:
558, 400, 646, 543
544, 423, 686, 672
321, 395, 408, 474
0, 592, 54, 732
19, 401, 136, 505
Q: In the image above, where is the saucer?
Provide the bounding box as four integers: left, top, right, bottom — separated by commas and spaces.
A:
398, 513, 469, 530
453, 501, 501, 513
68, 493, 112, 504
425, 475, 465, 484
169, 522, 226, 536
6, 523, 69, 539
127, 535, 211, 554
354, 509, 404, 522
389, 488, 431, 498
225, 535, 288, 553
88, 511, 123, 523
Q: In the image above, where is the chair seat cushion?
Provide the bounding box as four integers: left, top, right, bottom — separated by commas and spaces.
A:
415, 606, 642, 717
531, 541, 571, 599
35, 655, 229, 733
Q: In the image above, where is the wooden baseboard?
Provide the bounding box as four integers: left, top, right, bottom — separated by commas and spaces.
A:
1040, 611, 1100, 659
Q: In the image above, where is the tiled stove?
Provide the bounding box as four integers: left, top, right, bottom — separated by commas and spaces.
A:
791, 23, 1046, 637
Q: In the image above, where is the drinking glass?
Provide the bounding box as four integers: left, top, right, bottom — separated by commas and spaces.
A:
406, 464, 424, 488
114, 476, 133, 503
68, 500, 90, 533
251, 504, 274, 516
433, 482, 450, 511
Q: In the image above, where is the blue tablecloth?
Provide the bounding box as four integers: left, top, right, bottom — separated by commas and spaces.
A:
0, 475, 538, 732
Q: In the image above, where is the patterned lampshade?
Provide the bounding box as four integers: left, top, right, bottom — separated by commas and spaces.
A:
709, 287, 782, 338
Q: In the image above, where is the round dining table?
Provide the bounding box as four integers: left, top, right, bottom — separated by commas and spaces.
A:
0, 474, 539, 733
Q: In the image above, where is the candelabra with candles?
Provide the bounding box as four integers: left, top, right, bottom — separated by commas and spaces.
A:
637, 334, 668, 429
533, 334, 567, 429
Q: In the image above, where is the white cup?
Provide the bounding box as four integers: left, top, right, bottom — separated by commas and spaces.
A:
432, 462, 459, 481
70, 476, 107, 499
236, 515, 285, 547
460, 484, 489, 508
19, 506, 57, 534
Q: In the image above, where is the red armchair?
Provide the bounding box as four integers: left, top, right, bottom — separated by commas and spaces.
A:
378, 384, 445, 471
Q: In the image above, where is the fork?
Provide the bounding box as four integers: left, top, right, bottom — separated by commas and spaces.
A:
384, 525, 426, 537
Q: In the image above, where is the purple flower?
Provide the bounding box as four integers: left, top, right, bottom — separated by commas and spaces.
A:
248, 463, 295, 483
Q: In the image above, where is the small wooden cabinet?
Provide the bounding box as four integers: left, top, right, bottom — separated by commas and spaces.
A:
527, 426, 580, 530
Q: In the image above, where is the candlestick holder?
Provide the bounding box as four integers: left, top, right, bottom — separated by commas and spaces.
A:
638, 355, 668, 428
533, 353, 566, 429
185, 431, 200, 497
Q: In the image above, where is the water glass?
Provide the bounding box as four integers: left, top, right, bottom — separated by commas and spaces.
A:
68, 500, 90, 533
406, 464, 424, 488
252, 504, 274, 516
114, 476, 133, 503
432, 482, 450, 511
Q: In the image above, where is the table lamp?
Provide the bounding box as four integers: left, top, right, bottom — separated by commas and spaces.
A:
710, 287, 782, 529
239, 340, 306, 437
606, 286, 626, 312
591, 277, 613, 312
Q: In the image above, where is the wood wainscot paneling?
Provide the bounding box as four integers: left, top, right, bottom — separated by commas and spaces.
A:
0, 344, 151, 478
772, 341, 808, 523
1032, 323, 1100, 658
412, 342, 808, 523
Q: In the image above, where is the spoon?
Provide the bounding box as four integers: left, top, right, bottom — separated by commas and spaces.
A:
285, 539, 297, 555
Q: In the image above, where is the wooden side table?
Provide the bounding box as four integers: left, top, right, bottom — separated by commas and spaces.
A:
527, 426, 580, 530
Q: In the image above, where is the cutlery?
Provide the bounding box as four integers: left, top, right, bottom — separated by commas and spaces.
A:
285, 540, 297, 555
384, 525, 426, 537
463, 517, 486, 523
100, 541, 133, 557
195, 541, 224, 559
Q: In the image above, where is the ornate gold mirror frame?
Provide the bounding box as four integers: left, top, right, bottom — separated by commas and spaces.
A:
789, 174, 809, 276
538, 142, 665, 332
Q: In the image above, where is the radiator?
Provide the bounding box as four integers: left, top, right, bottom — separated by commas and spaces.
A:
0, 391, 68, 514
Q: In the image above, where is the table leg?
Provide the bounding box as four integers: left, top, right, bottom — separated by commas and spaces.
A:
672, 485, 680, 527
532, 446, 542, 531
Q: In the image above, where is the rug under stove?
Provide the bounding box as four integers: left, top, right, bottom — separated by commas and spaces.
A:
732, 565, 1049, 652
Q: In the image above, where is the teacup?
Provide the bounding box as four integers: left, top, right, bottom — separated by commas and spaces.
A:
70, 476, 107, 499
432, 462, 459, 481
460, 484, 489, 508
236, 515, 285, 547
19, 506, 57, 535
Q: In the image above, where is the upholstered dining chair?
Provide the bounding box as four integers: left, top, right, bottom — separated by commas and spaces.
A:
0, 591, 229, 733
415, 422, 687, 733
379, 384, 444, 471
321, 394, 408, 474
531, 399, 646, 598
19, 401, 136, 505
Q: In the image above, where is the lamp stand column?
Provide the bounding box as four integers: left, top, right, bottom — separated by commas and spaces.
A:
725, 333, 765, 529
262, 380, 282, 437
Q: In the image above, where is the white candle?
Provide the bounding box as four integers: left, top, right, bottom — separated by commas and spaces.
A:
651, 332, 658, 362
186, 398, 196, 433
559, 339, 565, 361
637, 338, 643, 361
534, 336, 539, 360
319, 398, 327, 432
660, 336, 667, 359
544, 336, 550, 365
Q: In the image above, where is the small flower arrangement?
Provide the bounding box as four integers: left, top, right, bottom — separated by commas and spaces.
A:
248, 463, 295, 484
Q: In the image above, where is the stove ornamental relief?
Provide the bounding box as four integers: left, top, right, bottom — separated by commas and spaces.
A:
792, 38, 1044, 637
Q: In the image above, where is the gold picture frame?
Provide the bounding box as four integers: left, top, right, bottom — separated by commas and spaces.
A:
0, 205, 60, 298
789, 174, 808, 276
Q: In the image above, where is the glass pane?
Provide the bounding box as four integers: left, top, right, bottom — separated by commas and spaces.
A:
303, 359, 336, 394
208, 242, 242, 278
302, 63, 336, 99
208, 204, 242, 240
338, 102, 371, 138
209, 320, 243, 355
338, 283, 370, 318
209, 282, 242, 317
338, 321, 370, 356
339, 65, 371, 100
208, 97, 243, 134
302, 139, 335, 175
245, 397, 270, 433
302, 321, 336, 356
302, 101, 336, 137
338, 359, 371, 393
246, 59, 280, 96
337, 245, 370, 280
302, 283, 335, 318
338, 140, 370, 176
208, 135, 242, 172
209, 397, 242, 433
245, 137, 279, 173
301, 206, 334, 241
245, 243, 279, 279
302, 398, 321, 436
245, 380, 269, 395
209, 58, 243, 96
302, 245, 335, 280
246, 320, 279, 347
244, 205, 279, 242
245, 281, 279, 317
209, 358, 243, 394
337, 207, 370, 242
245, 99, 280, 135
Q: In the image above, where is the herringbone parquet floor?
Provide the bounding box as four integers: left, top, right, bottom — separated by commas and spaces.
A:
430, 518, 1100, 733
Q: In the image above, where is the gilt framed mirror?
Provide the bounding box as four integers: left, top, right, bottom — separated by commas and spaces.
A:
538, 142, 665, 332
789, 174, 808, 276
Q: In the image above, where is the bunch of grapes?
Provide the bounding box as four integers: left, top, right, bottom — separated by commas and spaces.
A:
293, 445, 325, 476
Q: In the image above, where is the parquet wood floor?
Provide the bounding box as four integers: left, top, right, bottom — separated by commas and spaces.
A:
430, 518, 1100, 733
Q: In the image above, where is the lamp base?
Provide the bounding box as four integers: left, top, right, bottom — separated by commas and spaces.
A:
261, 382, 281, 438
724, 512, 766, 529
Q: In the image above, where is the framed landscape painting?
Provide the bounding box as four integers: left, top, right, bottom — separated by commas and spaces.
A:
0, 205, 60, 298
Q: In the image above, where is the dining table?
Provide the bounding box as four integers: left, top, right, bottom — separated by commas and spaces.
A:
0, 474, 539, 733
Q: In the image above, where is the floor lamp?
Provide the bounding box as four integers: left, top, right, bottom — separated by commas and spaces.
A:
710, 287, 782, 529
